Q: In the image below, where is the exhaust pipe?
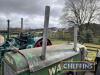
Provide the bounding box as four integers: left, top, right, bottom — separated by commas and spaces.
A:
7, 19, 10, 40
21, 18, 23, 32
74, 24, 78, 51
40, 6, 50, 60
67, 21, 78, 51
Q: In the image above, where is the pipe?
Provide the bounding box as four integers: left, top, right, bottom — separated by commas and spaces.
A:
7, 19, 10, 40
74, 24, 78, 51
21, 18, 23, 32
40, 6, 50, 60
67, 21, 78, 51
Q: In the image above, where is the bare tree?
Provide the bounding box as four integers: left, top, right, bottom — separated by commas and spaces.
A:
61, 0, 100, 43
61, 0, 100, 29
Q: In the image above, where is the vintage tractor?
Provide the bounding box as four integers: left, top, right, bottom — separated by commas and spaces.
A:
1, 6, 88, 75
0, 33, 52, 63
12, 32, 52, 49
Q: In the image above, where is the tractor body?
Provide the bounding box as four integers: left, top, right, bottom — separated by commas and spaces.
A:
3, 44, 85, 75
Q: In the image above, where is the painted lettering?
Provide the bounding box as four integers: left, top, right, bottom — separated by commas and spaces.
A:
48, 64, 62, 75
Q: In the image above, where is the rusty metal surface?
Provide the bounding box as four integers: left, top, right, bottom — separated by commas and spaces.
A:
3, 44, 80, 74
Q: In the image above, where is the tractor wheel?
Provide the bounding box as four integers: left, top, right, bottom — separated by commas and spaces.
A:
34, 38, 52, 47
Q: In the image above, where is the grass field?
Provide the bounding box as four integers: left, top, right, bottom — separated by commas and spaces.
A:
50, 39, 66, 45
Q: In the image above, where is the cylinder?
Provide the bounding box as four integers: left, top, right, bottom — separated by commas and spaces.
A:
41, 6, 50, 60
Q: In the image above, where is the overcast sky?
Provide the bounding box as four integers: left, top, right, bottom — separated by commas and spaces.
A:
0, 0, 65, 29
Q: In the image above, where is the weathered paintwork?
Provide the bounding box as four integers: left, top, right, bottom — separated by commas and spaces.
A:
3, 44, 84, 75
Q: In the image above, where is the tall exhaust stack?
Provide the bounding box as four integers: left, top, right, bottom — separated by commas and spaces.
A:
68, 21, 78, 51
21, 18, 23, 32
7, 19, 10, 39
40, 6, 50, 60
74, 23, 78, 51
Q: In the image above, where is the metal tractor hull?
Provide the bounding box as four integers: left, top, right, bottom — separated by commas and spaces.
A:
3, 44, 85, 75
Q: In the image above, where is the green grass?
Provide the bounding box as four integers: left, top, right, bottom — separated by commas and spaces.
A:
50, 39, 66, 45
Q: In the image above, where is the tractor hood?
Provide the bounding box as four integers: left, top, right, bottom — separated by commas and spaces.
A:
3, 44, 84, 74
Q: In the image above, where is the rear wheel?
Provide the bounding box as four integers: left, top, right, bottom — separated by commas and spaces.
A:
34, 38, 52, 47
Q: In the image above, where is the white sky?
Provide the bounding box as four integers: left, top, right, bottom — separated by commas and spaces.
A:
0, 0, 65, 30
